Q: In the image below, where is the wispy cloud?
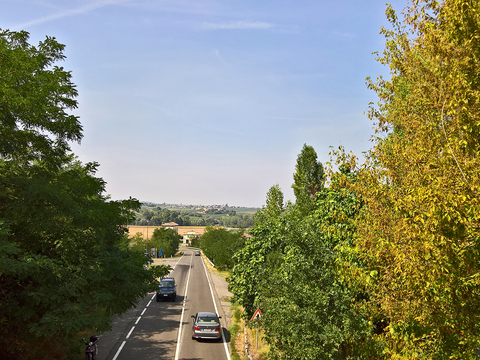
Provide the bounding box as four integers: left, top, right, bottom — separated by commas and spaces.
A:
213, 49, 229, 65
201, 20, 273, 30
13, 0, 133, 29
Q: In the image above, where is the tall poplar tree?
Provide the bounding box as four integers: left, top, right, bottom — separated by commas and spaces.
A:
292, 144, 324, 213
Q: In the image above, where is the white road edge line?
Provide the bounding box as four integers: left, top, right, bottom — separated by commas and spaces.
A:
201, 253, 231, 360
146, 300, 152, 307
135, 316, 141, 325
141, 308, 146, 316
174, 251, 194, 360
112, 341, 126, 360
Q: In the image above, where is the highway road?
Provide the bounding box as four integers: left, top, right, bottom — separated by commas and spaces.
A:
105, 249, 231, 360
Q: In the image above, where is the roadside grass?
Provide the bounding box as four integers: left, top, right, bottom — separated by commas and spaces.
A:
230, 302, 248, 360
229, 302, 270, 360
200, 251, 230, 280
245, 324, 269, 360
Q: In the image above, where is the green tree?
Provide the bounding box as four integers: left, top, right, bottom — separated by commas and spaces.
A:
0, 29, 82, 164
228, 184, 288, 317
0, 30, 168, 359
149, 227, 181, 258
229, 147, 375, 359
260, 169, 372, 359
354, 1, 480, 358
129, 232, 148, 253
0, 157, 170, 359
199, 227, 246, 271
292, 143, 325, 213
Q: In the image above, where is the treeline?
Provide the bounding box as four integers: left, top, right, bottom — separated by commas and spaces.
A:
0, 30, 169, 359
193, 227, 246, 271
130, 227, 181, 258
228, 2, 480, 359
131, 207, 255, 228
205, 208, 237, 216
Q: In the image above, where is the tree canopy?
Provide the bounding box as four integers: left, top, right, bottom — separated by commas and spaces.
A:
0, 29, 82, 164
149, 227, 181, 258
0, 30, 168, 359
198, 226, 246, 271
292, 143, 324, 213
353, 0, 480, 357
229, 149, 372, 359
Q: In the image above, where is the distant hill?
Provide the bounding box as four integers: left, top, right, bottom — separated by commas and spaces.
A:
133, 202, 259, 228
141, 202, 259, 214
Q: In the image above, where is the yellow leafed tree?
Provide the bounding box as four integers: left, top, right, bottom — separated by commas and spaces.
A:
354, 0, 480, 358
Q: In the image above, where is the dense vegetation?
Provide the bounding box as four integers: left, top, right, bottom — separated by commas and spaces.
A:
229, 1, 480, 358
0, 30, 169, 359
195, 227, 246, 271
353, 0, 480, 357
130, 227, 181, 258
229, 146, 372, 359
131, 205, 255, 228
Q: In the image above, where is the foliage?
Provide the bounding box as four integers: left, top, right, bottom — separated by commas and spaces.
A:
198, 227, 246, 271
229, 302, 245, 360
0, 157, 165, 359
149, 227, 181, 257
353, 0, 480, 358
259, 166, 372, 359
0, 29, 82, 165
134, 207, 191, 226
219, 213, 255, 228
128, 232, 148, 254
0, 30, 166, 359
190, 234, 201, 248
228, 184, 288, 318
132, 206, 255, 228
229, 146, 372, 359
292, 143, 325, 214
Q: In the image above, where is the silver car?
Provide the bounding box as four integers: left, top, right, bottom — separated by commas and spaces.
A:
191, 312, 222, 340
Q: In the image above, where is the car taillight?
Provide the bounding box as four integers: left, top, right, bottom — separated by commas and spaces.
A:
194, 326, 200, 331
215, 327, 220, 332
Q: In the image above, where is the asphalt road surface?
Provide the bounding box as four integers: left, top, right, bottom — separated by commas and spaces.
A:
102, 249, 231, 360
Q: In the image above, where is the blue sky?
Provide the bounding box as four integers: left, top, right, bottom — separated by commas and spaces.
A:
3, 0, 406, 207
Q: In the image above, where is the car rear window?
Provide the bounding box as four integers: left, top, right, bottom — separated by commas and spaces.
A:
198, 317, 218, 324
160, 281, 174, 288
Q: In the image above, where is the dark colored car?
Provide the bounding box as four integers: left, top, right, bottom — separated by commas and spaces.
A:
156, 277, 176, 302
195, 251, 200, 256
191, 312, 222, 340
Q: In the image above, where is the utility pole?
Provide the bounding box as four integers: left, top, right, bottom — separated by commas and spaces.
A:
146, 225, 149, 253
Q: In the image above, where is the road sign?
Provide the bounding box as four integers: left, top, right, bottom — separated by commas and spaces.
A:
250, 308, 262, 322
